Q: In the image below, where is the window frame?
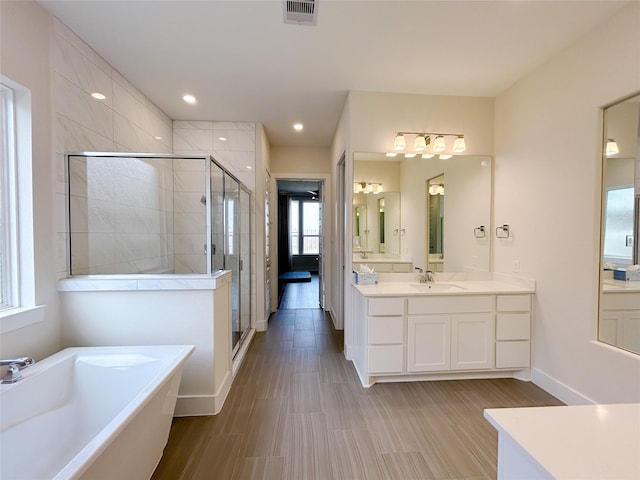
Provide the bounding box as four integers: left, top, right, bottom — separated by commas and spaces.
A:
0, 75, 43, 333
289, 197, 320, 256
0, 82, 17, 311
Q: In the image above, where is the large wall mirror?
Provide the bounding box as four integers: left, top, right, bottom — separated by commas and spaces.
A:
353, 152, 492, 272
599, 93, 640, 355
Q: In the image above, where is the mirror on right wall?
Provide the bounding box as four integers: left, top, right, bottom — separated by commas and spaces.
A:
599, 92, 640, 355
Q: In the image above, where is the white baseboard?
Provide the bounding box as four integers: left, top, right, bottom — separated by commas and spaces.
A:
256, 318, 267, 332
174, 330, 256, 417
531, 367, 596, 405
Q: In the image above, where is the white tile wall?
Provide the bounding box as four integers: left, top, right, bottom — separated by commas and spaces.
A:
54, 18, 173, 277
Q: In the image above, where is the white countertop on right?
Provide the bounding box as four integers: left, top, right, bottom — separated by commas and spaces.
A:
484, 403, 640, 480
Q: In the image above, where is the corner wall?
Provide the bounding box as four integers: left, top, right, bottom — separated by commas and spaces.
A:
0, 1, 60, 360
494, 2, 640, 404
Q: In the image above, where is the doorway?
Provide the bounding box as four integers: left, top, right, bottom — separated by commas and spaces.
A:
276, 179, 324, 309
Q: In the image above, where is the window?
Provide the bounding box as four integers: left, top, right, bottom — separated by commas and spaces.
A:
289, 198, 320, 255
0, 75, 42, 333
0, 82, 16, 310
603, 186, 634, 266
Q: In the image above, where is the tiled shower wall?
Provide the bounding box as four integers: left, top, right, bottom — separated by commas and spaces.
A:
53, 18, 173, 277
68, 156, 176, 274
173, 122, 257, 326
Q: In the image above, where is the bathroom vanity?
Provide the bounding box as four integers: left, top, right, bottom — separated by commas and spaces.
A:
350, 274, 534, 387
600, 280, 640, 353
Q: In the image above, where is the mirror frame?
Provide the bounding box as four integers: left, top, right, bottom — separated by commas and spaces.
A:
598, 91, 640, 355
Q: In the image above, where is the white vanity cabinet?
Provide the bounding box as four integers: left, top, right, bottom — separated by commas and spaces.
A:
599, 290, 640, 353
495, 294, 531, 368
351, 283, 533, 387
407, 296, 494, 372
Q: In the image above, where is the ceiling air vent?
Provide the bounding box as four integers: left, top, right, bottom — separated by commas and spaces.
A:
284, 0, 317, 26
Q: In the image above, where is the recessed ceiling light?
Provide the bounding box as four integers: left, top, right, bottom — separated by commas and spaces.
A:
154, 136, 163, 140
218, 136, 227, 141
183, 94, 197, 104
245, 165, 253, 170
91, 92, 106, 100
293, 123, 303, 131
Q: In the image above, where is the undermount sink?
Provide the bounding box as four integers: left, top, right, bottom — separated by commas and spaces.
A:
410, 283, 466, 292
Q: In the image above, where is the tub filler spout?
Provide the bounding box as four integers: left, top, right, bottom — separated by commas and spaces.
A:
1, 356, 35, 384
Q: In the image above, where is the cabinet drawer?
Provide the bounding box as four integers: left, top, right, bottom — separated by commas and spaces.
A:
368, 297, 404, 316
408, 295, 493, 315
368, 345, 404, 373
496, 294, 530, 312
368, 316, 404, 344
601, 292, 640, 310
496, 313, 530, 340
495, 341, 530, 368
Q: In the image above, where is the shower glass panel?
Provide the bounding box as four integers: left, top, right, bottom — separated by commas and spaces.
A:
210, 162, 225, 272
67, 154, 208, 275
224, 173, 242, 353
67, 153, 253, 357
239, 187, 251, 349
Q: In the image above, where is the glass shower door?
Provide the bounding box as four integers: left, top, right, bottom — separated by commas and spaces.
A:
239, 187, 251, 350
224, 173, 242, 354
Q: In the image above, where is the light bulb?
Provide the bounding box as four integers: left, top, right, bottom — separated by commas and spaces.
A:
413, 135, 427, 152
605, 138, 619, 156
452, 136, 466, 153
404, 153, 416, 158
421, 153, 435, 159
393, 134, 406, 151
433, 135, 446, 153
439, 154, 452, 160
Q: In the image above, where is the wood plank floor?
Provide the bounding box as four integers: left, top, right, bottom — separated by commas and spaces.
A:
152, 308, 563, 480
279, 274, 319, 309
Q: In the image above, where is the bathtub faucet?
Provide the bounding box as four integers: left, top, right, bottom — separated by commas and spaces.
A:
1, 356, 35, 384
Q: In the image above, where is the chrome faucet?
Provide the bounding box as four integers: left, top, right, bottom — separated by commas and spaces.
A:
359, 251, 368, 259
425, 270, 435, 283
1, 356, 35, 384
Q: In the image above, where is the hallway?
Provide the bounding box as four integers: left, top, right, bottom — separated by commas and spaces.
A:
152, 309, 563, 480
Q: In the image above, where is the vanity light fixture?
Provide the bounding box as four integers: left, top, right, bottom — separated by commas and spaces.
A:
422, 153, 435, 159
393, 134, 406, 151
439, 154, 453, 160
433, 135, 446, 153
605, 138, 619, 156
386, 152, 398, 157
391, 131, 466, 155
353, 182, 383, 194
404, 153, 416, 158
452, 136, 466, 153
413, 135, 428, 151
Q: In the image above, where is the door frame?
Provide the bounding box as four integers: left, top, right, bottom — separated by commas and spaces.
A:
271, 173, 330, 311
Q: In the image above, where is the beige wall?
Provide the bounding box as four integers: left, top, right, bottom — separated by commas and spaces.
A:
494, 2, 640, 404
0, 1, 60, 360
348, 91, 494, 156
339, 90, 494, 353
270, 146, 331, 174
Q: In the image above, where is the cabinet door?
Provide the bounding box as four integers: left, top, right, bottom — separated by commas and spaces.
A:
451, 314, 494, 370
407, 316, 451, 372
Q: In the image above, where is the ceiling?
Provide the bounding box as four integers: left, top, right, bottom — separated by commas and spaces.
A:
38, 0, 630, 149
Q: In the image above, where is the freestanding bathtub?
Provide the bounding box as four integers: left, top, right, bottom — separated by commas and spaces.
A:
0, 344, 194, 480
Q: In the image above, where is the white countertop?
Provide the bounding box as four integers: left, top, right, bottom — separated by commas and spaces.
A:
602, 279, 640, 293
58, 270, 232, 292
484, 403, 640, 480
353, 273, 535, 296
